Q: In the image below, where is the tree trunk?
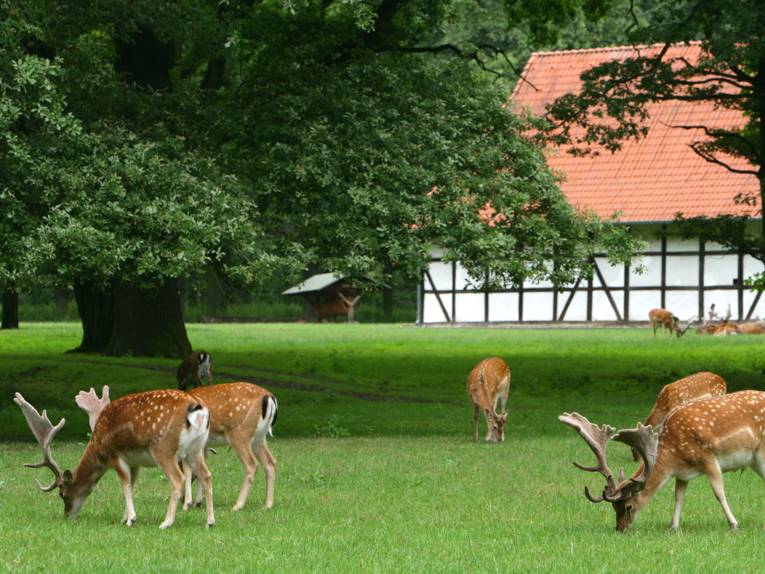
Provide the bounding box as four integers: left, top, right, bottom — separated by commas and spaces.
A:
106, 279, 191, 358
382, 285, 394, 322
205, 267, 225, 318
1, 289, 19, 329
72, 282, 114, 353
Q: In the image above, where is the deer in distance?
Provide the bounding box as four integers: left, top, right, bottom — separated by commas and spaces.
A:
648, 308, 690, 337
467, 357, 511, 443
77, 382, 279, 512
15, 390, 215, 529
177, 350, 213, 390
560, 390, 765, 531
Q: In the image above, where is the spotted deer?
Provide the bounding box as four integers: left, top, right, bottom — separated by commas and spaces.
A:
648, 308, 686, 337
643, 372, 727, 430
737, 322, 765, 334
561, 391, 765, 531
631, 371, 726, 461
467, 357, 511, 443
14, 390, 214, 529
184, 382, 278, 511
76, 382, 278, 512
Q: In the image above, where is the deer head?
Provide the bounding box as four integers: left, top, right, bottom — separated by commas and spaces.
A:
13, 393, 84, 517
559, 412, 658, 531
489, 412, 508, 443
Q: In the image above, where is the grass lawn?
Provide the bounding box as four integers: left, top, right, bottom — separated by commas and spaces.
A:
2, 323, 765, 573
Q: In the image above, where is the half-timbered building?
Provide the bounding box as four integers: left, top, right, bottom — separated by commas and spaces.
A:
418, 44, 763, 324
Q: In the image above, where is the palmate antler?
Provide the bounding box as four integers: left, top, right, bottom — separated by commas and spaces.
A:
13, 393, 66, 492
613, 423, 658, 484
559, 412, 618, 502
75, 386, 110, 432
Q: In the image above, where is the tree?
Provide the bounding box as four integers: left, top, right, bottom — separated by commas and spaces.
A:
8, 0, 639, 354
544, 0, 765, 282
0, 3, 83, 328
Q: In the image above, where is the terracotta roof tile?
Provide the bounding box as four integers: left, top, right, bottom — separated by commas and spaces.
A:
512, 43, 758, 222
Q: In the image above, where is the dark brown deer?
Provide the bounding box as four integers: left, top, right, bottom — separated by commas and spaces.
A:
561, 391, 765, 531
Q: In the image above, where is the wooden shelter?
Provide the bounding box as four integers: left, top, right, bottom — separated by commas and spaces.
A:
283, 273, 362, 322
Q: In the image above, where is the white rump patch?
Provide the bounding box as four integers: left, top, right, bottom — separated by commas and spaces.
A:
179, 407, 210, 461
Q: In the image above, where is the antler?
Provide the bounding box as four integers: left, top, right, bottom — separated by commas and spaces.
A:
13, 393, 66, 492
559, 412, 617, 503
613, 423, 658, 484
75, 386, 111, 432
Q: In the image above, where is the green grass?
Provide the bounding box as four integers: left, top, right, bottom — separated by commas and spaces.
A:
2, 324, 765, 572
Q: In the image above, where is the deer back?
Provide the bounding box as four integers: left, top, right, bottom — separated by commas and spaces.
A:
187, 382, 275, 436
736, 322, 765, 334
467, 357, 510, 409
89, 390, 207, 457
648, 308, 673, 324
660, 391, 765, 466
654, 372, 726, 414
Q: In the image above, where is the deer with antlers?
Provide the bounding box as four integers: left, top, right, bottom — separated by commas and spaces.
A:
14, 390, 215, 529
76, 382, 278, 512
467, 357, 511, 443
561, 390, 765, 531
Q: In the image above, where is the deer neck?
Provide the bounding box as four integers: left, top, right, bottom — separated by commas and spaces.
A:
68, 443, 109, 510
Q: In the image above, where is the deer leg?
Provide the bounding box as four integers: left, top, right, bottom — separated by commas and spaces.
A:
114, 458, 137, 527
652, 321, 657, 336
254, 441, 277, 510
190, 452, 214, 528
182, 461, 194, 511
669, 479, 688, 531
227, 430, 258, 511
706, 463, 739, 529
483, 409, 495, 442
472, 402, 479, 442
153, 451, 186, 530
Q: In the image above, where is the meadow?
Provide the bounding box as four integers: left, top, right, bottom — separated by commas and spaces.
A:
2, 323, 765, 573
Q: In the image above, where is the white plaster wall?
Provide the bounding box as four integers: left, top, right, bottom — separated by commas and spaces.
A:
704, 254, 738, 287
630, 255, 661, 286
665, 290, 698, 320
666, 237, 699, 252
592, 291, 624, 321
423, 294, 449, 323
594, 257, 624, 287
454, 293, 485, 322
744, 290, 765, 319
523, 292, 554, 321
488, 293, 519, 322
427, 261, 452, 291
560, 291, 588, 321
629, 290, 661, 320
455, 263, 479, 291
666, 255, 698, 286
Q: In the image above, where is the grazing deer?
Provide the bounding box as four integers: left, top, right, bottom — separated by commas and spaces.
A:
75, 382, 279, 512
14, 390, 215, 529
643, 371, 727, 430
648, 308, 686, 337
177, 351, 213, 390
631, 371, 726, 461
467, 358, 511, 443
561, 390, 765, 531
184, 383, 278, 511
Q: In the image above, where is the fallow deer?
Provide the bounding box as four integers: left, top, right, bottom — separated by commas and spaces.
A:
467, 357, 511, 443
643, 371, 727, 430
737, 322, 765, 335
184, 382, 278, 511
14, 390, 214, 529
630, 371, 726, 461
177, 351, 213, 390
648, 308, 685, 337
561, 390, 765, 531
76, 382, 278, 512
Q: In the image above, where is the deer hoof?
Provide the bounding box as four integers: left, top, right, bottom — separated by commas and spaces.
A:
125, 517, 136, 527
159, 521, 173, 530
206, 520, 215, 529
730, 522, 740, 531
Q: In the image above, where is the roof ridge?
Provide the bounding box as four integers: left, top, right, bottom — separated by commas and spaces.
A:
529, 40, 703, 58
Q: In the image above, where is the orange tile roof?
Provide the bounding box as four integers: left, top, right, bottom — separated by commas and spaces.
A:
511, 43, 758, 223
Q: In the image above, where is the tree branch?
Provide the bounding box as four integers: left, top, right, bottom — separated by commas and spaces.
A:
689, 142, 759, 176
661, 121, 761, 162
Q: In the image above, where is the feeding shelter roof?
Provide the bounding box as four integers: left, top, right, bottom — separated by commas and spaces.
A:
282, 273, 345, 296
